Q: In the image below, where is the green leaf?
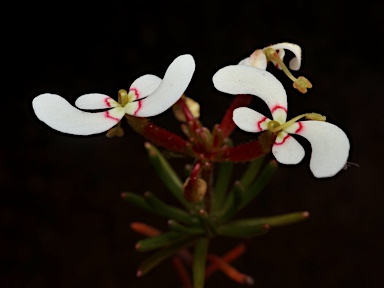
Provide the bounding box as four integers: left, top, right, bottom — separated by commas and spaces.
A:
193, 238, 209, 288
231, 211, 310, 228
219, 181, 244, 222
239, 160, 278, 210
217, 221, 269, 238
212, 162, 233, 213
121, 192, 152, 212
144, 192, 196, 225
136, 231, 186, 252
239, 156, 265, 190
168, 220, 204, 235
145, 143, 192, 210
198, 210, 217, 237
137, 237, 196, 277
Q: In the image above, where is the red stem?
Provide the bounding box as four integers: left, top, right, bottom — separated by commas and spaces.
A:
125, 115, 193, 155
219, 94, 253, 139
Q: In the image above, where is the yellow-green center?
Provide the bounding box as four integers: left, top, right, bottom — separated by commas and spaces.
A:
268, 120, 281, 132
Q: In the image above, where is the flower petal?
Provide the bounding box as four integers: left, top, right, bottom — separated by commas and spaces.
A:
212, 65, 288, 122
238, 49, 267, 70
266, 42, 302, 71
75, 93, 118, 110
233, 107, 269, 132
32, 93, 124, 135
291, 121, 350, 178
133, 54, 195, 117
272, 132, 305, 164
129, 74, 162, 100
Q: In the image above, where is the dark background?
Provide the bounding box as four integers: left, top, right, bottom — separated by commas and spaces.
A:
3, 0, 384, 287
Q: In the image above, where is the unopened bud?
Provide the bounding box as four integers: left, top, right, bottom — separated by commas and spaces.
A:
173, 96, 200, 122
183, 177, 207, 203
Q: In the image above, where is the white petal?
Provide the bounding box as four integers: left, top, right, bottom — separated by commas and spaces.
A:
233, 107, 269, 132
32, 93, 124, 135
133, 54, 195, 117
75, 93, 118, 110
266, 42, 302, 71
238, 57, 250, 66
238, 50, 267, 70
292, 121, 350, 178
129, 74, 162, 100
212, 65, 288, 122
272, 132, 305, 164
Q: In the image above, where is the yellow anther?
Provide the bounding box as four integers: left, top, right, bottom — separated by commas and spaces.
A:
263, 48, 312, 94
293, 76, 313, 94
118, 89, 129, 107
305, 113, 326, 121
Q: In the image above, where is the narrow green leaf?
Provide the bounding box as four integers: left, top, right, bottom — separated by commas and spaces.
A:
230, 211, 310, 228
217, 222, 269, 238
219, 181, 244, 222
137, 237, 196, 277
239, 156, 265, 190
212, 162, 233, 213
145, 142, 192, 209
193, 238, 209, 288
121, 192, 152, 212
198, 210, 217, 237
168, 220, 204, 235
239, 160, 278, 210
136, 231, 185, 252
144, 192, 196, 225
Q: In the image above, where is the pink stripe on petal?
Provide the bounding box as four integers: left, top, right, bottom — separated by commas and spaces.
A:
271, 105, 287, 113
257, 116, 268, 131
274, 133, 290, 146
129, 74, 162, 100
213, 65, 288, 114
295, 122, 303, 133
104, 110, 121, 122
233, 107, 269, 133
75, 93, 117, 110
104, 97, 112, 107
129, 88, 140, 100
133, 99, 143, 116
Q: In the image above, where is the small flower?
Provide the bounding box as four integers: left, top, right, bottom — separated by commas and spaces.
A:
238, 42, 302, 70
238, 42, 312, 94
32, 54, 195, 135
213, 64, 350, 178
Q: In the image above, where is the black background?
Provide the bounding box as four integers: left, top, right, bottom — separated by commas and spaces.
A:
3, 0, 384, 287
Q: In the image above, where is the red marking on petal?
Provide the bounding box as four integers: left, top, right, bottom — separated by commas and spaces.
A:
295, 122, 303, 134
104, 110, 121, 122
271, 105, 287, 113
129, 88, 140, 100
257, 116, 267, 131
104, 97, 112, 107
133, 99, 143, 116
274, 134, 290, 146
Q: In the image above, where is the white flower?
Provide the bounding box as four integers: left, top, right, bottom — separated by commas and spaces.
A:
238, 42, 302, 70
212, 64, 350, 178
32, 54, 195, 135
